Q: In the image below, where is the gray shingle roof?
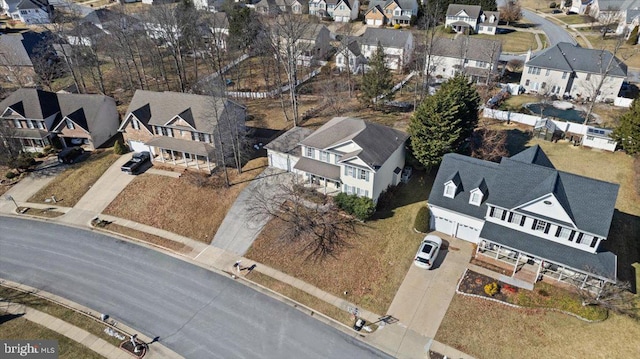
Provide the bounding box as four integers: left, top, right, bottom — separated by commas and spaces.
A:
293, 157, 341, 180
430, 36, 502, 63
300, 117, 408, 170
360, 28, 412, 48
16, 0, 49, 11
146, 136, 216, 157
56, 93, 116, 132
446, 4, 481, 18
0, 32, 47, 67
429, 145, 619, 237
526, 42, 627, 77
0, 88, 60, 119
125, 90, 244, 134
264, 126, 314, 156
481, 222, 617, 280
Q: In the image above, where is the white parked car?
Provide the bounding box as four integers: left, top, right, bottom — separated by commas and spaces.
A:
414, 235, 442, 269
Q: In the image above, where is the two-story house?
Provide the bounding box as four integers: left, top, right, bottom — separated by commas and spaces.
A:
364, 0, 418, 26
0, 88, 119, 152
288, 117, 408, 202
426, 36, 502, 84
309, 0, 359, 22
0, 31, 49, 87
520, 42, 627, 101
335, 38, 366, 73
428, 145, 619, 293
118, 90, 246, 173
360, 27, 414, 71
445, 4, 499, 35
10, 0, 53, 24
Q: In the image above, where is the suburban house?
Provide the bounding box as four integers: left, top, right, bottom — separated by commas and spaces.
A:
364, 0, 419, 26
0, 31, 51, 87
569, 0, 595, 14
286, 117, 409, 202
428, 145, 619, 293
272, 23, 331, 66
0, 88, 119, 151
360, 27, 414, 71
335, 38, 365, 73
118, 90, 246, 173
426, 36, 502, 84
616, 8, 640, 36
291, 0, 309, 14
202, 12, 230, 51
2, 0, 53, 24
445, 4, 500, 35
255, 0, 295, 15
520, 42, 627, 101
309, 0, 359, 22
66, 22, 106, 47
265, 126, 314, 173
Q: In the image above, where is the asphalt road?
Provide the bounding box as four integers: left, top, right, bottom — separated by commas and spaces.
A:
0, 217, 391, 359
522, 9, 576, 46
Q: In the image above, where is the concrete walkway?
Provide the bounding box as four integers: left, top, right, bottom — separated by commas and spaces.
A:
1, 302, 132, 359
210, 167, 296, 255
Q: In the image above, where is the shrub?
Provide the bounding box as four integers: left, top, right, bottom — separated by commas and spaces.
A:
414, 206, 430, 233
5, 171, 16, 179
42, 145, 53, 154
376, 185, 398, 211
113, 140, 127, 155
334, 193, 375, 221
393, 23, 401, 29
537, 289, 550, 297
484, 282, 500, 296
549, 1, 557, 8
35, 152, 45, 158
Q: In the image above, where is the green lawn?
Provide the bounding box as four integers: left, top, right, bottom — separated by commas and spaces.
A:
473, 32, 545, 53
0, 315, 105, 359
28, 149, 120, 207
552, 14, 596, 25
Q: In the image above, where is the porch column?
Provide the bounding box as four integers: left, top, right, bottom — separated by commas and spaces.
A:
171, 150, 176, 165
580, 274, 589, 289
511, 254, 520, 277
195, 155, 200, 170
323, 178, 327, 195
494, 244, 500, 260
206, 156, 211, 172
183, 151, 187, 167
535, 260, 543, 282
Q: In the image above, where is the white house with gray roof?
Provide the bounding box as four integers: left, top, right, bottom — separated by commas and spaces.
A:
428, 145, 619, 292
520, 42, 626, 101
426, 36, 502, 84
265, 126, 313, 173
360, 28, 414, 71
292, 117, 408, 202
445, 4, 499, 35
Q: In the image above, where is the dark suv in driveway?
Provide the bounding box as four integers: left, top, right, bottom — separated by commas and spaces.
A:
58, 147, 85, 164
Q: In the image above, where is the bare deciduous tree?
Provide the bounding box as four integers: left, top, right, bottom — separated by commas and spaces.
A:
470, 127, 509, 162
246, 182, 356, 261
575, 280, 639, 319
499, 0, 522, 26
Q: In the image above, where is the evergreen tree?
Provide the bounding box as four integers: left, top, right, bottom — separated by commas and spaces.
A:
611, 98, 640, 155
408, 74, 480, 168
359, 43, 394, 109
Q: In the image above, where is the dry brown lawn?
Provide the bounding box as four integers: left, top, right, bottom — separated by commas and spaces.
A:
246, 271, 355, 326
103, 157, 267, 243
436, 295, 640, 359
245, 172, 433, 315
96, 222, 192, 254
29, 150, 120, 207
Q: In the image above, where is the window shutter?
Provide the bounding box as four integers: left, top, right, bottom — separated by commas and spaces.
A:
568, 231, 575, 242
590, 237, 598, 248
520, 216, 526, 226
501, 211, 507, 221
489, 207, 495, 217
544, 223, 551, 234
531, 219, 538, 230
575, 233, 584, 244
507, 213, 513, 222
555, 227, 561, 237
366, 171, 370, 182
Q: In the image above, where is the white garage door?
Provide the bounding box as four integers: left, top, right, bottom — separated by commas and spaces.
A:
456, 223, 480, 242
366, 19, 375, 25
434, 216, 454, 236
128, 140, 149, 153
375, 19, 382, 26
268, 150, 300, 172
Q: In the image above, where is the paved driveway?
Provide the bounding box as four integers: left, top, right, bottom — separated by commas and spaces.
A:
211, 167, 296, 255
367, 234, 474, 358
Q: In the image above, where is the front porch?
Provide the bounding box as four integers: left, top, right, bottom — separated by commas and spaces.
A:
302, 173, 341, 196
475, 240, 607, 294
146, 137, 217, 174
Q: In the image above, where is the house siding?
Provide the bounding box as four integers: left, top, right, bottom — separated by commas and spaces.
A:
371, 143, 405, 201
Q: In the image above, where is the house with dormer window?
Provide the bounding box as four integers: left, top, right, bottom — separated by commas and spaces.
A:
271, 117, 408, 202
118, 90, 246, 173
365, 0, 418, 26
309, 0, 358, 22
428, 145, 619, 293
445, 4, 499, 35
0, 88, 119, 152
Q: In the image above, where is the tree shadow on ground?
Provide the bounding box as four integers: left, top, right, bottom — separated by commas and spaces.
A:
372, 169, 436, 221
601, 210, 640, 292
504, 128, 533, 156
0, 313, 24, 325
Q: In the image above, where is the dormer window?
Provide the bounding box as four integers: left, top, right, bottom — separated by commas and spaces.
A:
66, 119, 75, 130
469, 188, 483, 206
444, 181, 457, 198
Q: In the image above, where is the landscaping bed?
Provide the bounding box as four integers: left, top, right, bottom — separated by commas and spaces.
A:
28, 150, 120, 207
103, 158, 267, 243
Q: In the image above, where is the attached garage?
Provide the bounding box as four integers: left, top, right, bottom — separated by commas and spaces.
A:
128, 140, 150, 153
263, 126, 313, 173
433, 216, 455, 236
268, 150, 297, 172
455, 223, 481, 242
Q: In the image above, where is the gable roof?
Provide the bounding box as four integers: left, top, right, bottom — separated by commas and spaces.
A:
264, 126, 314, 155
526, 42, 627, 77
429, 147, 619, 238
56, 93, 115, 132
16, 0, 50, 11
300, 117, 408, 169
446, 4, 481, 18
125, 90, 244, 134
360, 28, 412, 48
0, 31, 47, 67
430, 36, 502, 63
0, 88, 60, 119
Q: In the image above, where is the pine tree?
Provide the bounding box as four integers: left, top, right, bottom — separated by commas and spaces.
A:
611, 98, 640, 155
359, 43, 394, 109
408, 74, 480, 168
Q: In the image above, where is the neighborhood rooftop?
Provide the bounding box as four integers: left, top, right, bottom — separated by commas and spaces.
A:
526, 42, 627, 77
431, 36, 502, 62
360, 28, 412, 48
